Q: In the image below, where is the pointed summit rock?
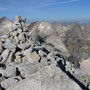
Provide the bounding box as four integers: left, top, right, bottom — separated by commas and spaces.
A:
70, 22, 82, 30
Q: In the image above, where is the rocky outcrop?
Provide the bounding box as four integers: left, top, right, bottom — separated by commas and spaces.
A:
29, 21, 70, 59
7, 64, 82, 90
29, 21, 56, 42
26, 51, 40, 63
53, 22, 90, 79
0, 16, 89, 90
64, 22, 87, 64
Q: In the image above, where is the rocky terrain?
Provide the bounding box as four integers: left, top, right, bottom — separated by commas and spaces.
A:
0, 16, 90, 90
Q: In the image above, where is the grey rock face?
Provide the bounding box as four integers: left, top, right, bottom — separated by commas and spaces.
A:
1, 34, 9, 39
6, 52, 14, 66
12, 31, 18, 36
17, 42, 30, 50
0, 49, 10, 63
47, 53, 55, 61
7, 64, 82, 90
74, 69, 82, 75
21, 47, 33, 56
17, 28, 22, 33
0, 41, 3, 54
15, 51, 21, 56
4, 41, 16, 52
14, 36, 19, 44
17, 64, 39, 78
1, 76, 20, 89
18, 33, 26, 42
4, 66, 16, 77
26, 51, 40, 63
33, 46, 42, 50
38, 50, 47, 57
65, 61, 75, 74
15, 55, 22, 64
0, 56, 3, 62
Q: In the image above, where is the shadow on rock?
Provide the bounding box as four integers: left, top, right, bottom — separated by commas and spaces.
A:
57, 60, 89, 90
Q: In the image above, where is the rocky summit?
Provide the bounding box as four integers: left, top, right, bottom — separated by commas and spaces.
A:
0, 16, 89, 90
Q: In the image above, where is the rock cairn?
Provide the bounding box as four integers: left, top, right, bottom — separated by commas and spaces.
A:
0, 16, 89, 90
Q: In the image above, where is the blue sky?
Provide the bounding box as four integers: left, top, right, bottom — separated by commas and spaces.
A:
0, 0, 90, 22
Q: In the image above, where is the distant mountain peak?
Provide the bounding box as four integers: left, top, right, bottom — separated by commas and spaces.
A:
0, 16, 12, 24
70, 22, 81, 29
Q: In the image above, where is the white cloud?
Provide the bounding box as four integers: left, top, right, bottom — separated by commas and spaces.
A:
0, 7, 8, 11
42, 0, 80, 7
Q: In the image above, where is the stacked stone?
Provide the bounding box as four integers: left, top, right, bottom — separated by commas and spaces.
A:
0, 16, 64, 89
